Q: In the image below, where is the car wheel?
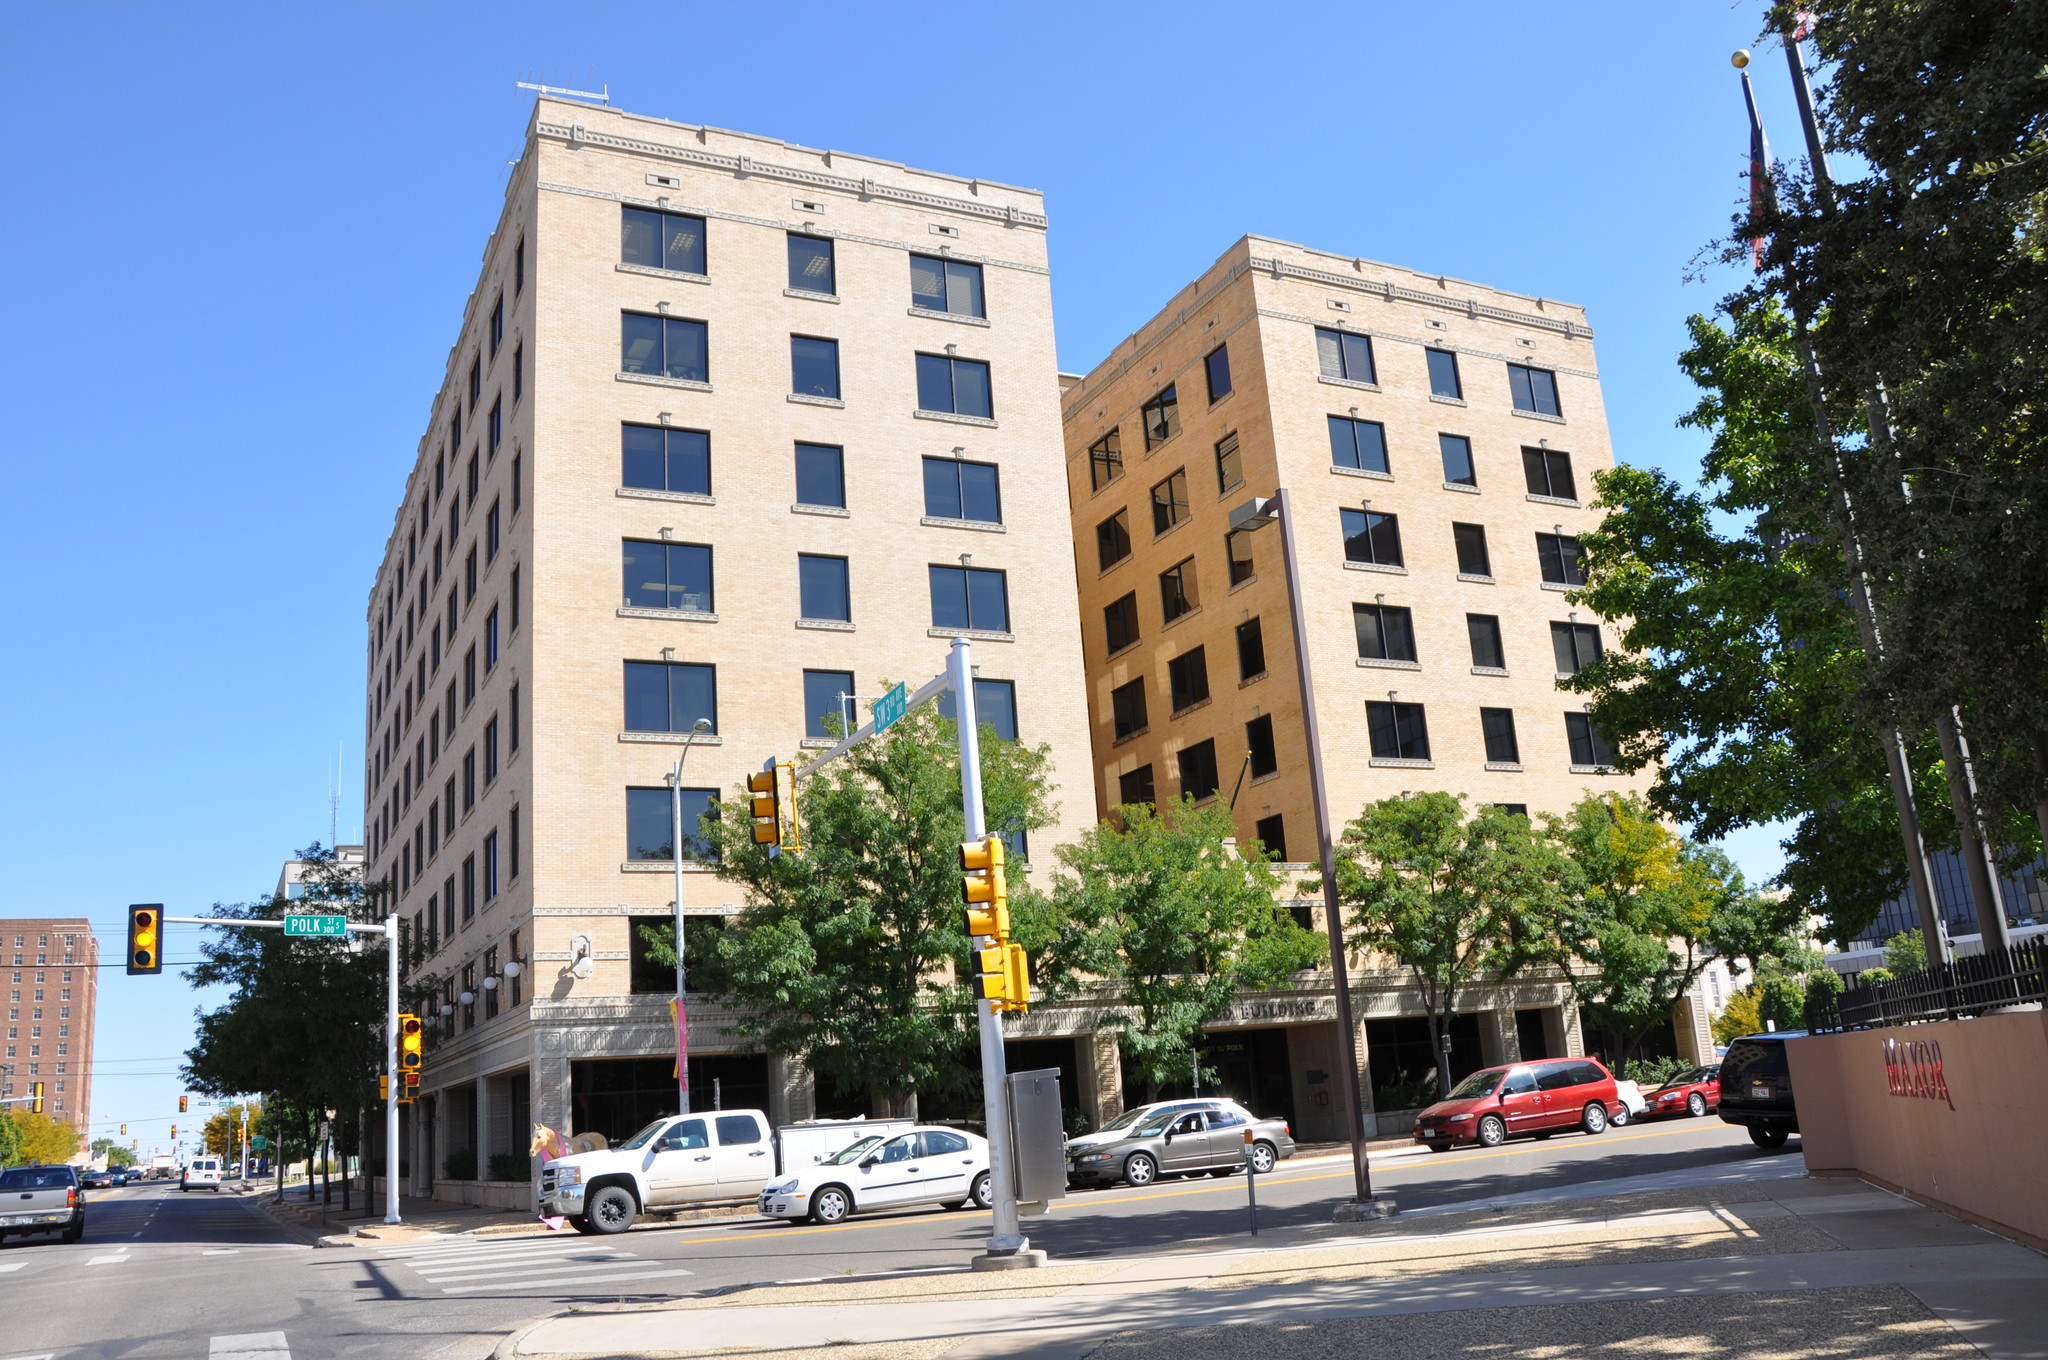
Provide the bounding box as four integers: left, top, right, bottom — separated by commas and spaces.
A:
1611, 1105, 1631, 1127
1476, 1116, 1506, 1148
585, 1185, 638, 1234
1688, 1092, 1708, 1118
1248, 1141, 1279, 1174
1581, 1102, 1608, 1135
810, 1185, 853, 1224
1532, 1132, 1553, 1141
1207, 1167, 1234, 1178
61, 1221, 83, 1244
1426, 1142, 1453, 1153
568, 1215, 599, 1235
1123, 1152, 1158, 1186
970, 1172, 993, 1210
1749, 1123, 1789, 1150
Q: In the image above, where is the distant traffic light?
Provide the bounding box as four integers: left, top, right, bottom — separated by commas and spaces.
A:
169, 1125, 176, 1140
30, 1082, 44, 1115
179, 1095, 188, 1113
959, 837, 1009, 940
127, 904, 164, 976
399, 1014, 423, 1073
120, 1124, 127, 1136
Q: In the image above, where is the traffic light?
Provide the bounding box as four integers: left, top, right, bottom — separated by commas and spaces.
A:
120, 1124, 127, 1136
169, 1125, 176, 1140
30, 1082, 44, 1115
378, 1074, 390, 1101
399, 1014, 423, 1073
179, 1095, 188, 1113
127, 904, 164, 976
959, 837, 1009, 940
969, 943, 1032, 1013
401, 1072, 418, 1105
747, 760, 801, 856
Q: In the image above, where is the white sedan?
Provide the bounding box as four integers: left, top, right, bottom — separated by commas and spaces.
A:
758, 1126, 992, 1224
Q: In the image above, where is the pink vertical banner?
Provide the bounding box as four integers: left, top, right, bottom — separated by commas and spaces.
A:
671, 996, 691, 1097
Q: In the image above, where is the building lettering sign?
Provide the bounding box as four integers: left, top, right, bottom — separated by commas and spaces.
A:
1882, 1036, 1955, 1110
1234, 998, 1333, 1024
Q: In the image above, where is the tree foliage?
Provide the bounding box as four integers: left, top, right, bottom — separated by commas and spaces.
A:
1049, 799, 1324, 1099
1744, 2, 2048, 850
669, 701, 1055, 1115
90, 1137, 137, 1168
1329, 794, 1565, 1091
0, 1112, 20, 1167
5, 1109, 79, 1165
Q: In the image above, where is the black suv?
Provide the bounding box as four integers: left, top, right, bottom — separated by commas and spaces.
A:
1717, 1033, 1802, 1148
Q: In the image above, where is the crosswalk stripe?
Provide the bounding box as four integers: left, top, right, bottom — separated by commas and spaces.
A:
0, 1262, 26, 1272
437, 1265, 695, 1294
381, 1240, 603, 1262
88, 1255, 129, 1266
411, 1253, 634, 1280
209, 1333, 289, 1360
415, 1256, 643, 1284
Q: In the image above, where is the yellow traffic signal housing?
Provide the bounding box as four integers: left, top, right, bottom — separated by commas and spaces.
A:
402, 1071, 419, 1104
969, 943, 1031, 1013
169, 1124, 177, 1139
399, 1014, 424, 1072
747, 762, 801, 855
378, 1074, 390, 1101
120, 1124, 127, 1136
959, 837, 1009, 939
127, 904, 163, 976
179, 1095, 188, 1113
30, 1082, 44, 1115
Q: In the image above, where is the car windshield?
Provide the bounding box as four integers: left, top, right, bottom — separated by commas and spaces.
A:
1447, 1069, 1508, 1099
1095, 1106, 1160, 1133
1133, 1112, 1178, 1137
616, 1119, 671, 1151
0, 1168, 72, 1190
822, 1136, 884, 1166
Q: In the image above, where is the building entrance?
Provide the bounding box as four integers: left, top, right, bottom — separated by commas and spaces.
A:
568, 1054, 769, 1144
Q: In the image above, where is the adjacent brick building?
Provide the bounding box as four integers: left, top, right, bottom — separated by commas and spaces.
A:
2, 917, 99, 1136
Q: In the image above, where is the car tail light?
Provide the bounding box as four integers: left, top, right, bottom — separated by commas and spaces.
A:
1283, 1122, 1291, 1137
67, 1187, 78, 1207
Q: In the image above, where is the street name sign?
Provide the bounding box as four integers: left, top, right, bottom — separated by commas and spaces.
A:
873, 681, 908, 734
283, 915, 348, 938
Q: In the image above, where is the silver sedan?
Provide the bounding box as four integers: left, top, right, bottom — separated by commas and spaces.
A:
1067, 1104, 1296, 1187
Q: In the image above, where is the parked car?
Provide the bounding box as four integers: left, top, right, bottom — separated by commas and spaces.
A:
1645, 1064, 1722, 1119
0, 1163, 84, 1244
1414, 1057, 1621, 1150
757, 1126, 991, 1224
1067, 1103, 1296, 1187
79, 1171, 116, 1190
1609, 1080, 1648, 1126
1717, 1034, 1801, 1148
1063, 1098, 1235, 1181
181, 1157, 225, 1192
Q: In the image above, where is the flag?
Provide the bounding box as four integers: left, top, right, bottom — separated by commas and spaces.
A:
671, 996, 691, 1095
1741, 70, 1774, 270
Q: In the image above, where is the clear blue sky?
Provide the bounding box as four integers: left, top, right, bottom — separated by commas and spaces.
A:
0, 1, 1800, 1148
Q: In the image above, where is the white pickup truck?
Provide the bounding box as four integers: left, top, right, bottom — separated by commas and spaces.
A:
0, 1163, 84, 1244
537, 1111, 910, 1235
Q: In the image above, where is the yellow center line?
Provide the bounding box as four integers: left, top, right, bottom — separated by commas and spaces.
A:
666, 1122, 1723, 1247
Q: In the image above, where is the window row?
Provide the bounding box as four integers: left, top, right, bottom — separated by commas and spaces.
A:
370, 564, 521, 803
623, 539, 1013, 633
623, 208, 990, 320
620, 316, 996, 419
1314, 326, 1564, 417
624, 426, 1001, 522
1353, 606, 1605, 676
623, 664, 1019, 743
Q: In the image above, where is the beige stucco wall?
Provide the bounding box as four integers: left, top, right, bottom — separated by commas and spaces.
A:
1789, 1008, 2048, 1248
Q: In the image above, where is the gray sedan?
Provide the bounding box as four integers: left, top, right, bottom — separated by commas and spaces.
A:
1067, 1104, 1296, 1187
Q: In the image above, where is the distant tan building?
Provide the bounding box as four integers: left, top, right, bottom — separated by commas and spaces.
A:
1053, 237, 1714, 1135
360, 97, 1094, 1202
2, 918, 99, 1136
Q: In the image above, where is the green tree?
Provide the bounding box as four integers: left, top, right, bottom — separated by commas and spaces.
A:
666, 700, 1055, 1116
1712, 988, 1764, 1046
0, 1111, 21, 1167
1049, 799, 1324, 1100
89, 1138, 137, 1169
202, 1102, 259, 1160
1553, 795, 1757, 1076
1883, 929, 1928, 976
1328, 794, 1565, 1093
1750, 2, 2048, 843
8, 1109, 79, 1165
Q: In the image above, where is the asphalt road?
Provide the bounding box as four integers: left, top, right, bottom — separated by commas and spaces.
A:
2, 1118, 1797, 1360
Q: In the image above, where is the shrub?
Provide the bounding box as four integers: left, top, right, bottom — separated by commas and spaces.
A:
442, 1148, 477, 1181
1625, 1055, 1693, 1087
1712, 988, 1763, 1045
488, 1153, 531, 1183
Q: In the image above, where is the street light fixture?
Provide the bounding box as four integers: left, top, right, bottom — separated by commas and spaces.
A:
1232, 489, 1392, 1220
669, 715, 715, 1115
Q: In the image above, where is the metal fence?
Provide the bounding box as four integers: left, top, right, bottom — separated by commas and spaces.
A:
1817, 937, 2048, 1031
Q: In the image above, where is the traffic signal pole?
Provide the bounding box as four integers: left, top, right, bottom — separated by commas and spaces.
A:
949, 638, 1025, 1260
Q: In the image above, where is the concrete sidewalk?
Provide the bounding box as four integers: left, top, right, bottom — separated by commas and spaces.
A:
504, 1175, 2048, 1360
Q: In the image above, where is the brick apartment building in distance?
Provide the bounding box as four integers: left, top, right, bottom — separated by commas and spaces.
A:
1057, 238, 1715, 1138
361, 97, 1095, 1203
2, 917, 100, 1135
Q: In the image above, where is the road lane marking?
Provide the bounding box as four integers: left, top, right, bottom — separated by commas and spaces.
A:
0, 1262, 25, 1272
203, 1249, 240, 1256
437, 1265, 695, 1294
410, 1252, 635, 1280
210, 1333, 289, 1360
88, 1254, 129, 1265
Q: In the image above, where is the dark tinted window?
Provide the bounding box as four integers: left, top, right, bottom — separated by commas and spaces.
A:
623, 540, 714, 612
1118, 763, 1155, 807
1722, 1040, 1790, 1080
621, 314, 708, 382
923, 1129, 972, 1154
1315, 328, 1377, 383
1340, 509, 1404, 567
1247, 713, 1278, 777
917, 354, 993, 418
1104, 592, 1141, 653
628, 786, 718, 862
929, 565, 1009, 632
622, 424, 711, 496
1552, 622, 1603, 675
1453, 523, 1492, 576
1098, 510, 1133, 570
803, 669, 854, 739
1254, 813, 1286, 861
1167, 647, 1210, 712
924, 457, 1002, 523
1354, 604, 1417, 662
1537, 533, 1587, 586
1440, 434, 1476, 486
1365, 701, 1431, 760
1509, 364, 1561, 417
1089, 430, 1124, 490
622, 208, 706, 274
716, 1115, 763, 1145
1237, 617, 1266, 679
1522, 447, 1577, 500
937, 678, 1019, 742
1151, 469, 1190, 534
1467, 614, 1506, 669
1328, 416, 1390, 474
1566, 713, 1619, 767
1141, 385, 1180, 448
1111, 680, 1148, 740
1159, 558, 1198, 622
1426, 349, 1463, 399
1205, 345, 1232, 402
1226, 528, 1255, 585
1214, 432, 1242, 493
799, 554, 852, 622
625, 661, 717, 734
1534, 1062, 1577, 1091
910, 255, 984, 317
1480, 708, 1520, 763
791, 335, 841, 399
1177, 738, 1220, 801
794, 443, 845, 508
787, 234, 835, 293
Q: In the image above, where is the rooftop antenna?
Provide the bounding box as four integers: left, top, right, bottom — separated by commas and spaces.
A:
329, 741, 342, 849
516, 79, 609, 106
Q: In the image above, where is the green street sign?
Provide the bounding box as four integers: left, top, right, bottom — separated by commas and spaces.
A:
283, 915, 348, 938
251, 1136, 268, 1150
873, 682, 908, 734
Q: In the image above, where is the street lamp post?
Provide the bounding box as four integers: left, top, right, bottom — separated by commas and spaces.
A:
1233, 489, 1392, 1219
668, 716, 715, 1115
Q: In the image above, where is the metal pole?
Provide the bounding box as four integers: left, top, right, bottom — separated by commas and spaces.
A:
951, 637, 1024, 1256
671, 756, 691, 1117
1274, 489, 1379, 1211
385, 914, 401, 1224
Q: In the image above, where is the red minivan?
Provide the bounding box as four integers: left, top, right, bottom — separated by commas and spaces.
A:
1413, 1057, 1621, 1151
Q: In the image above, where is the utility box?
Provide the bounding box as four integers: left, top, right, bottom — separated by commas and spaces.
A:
1006, 1067, 1068, 1211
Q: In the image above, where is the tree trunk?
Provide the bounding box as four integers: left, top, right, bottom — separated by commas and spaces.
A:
1428, 1010, 1451, 1097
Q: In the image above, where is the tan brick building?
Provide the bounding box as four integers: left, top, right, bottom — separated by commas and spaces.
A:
2, 917, 99, 1137
1053, 237, 1711, 1139
360, 98, 1094, 1201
